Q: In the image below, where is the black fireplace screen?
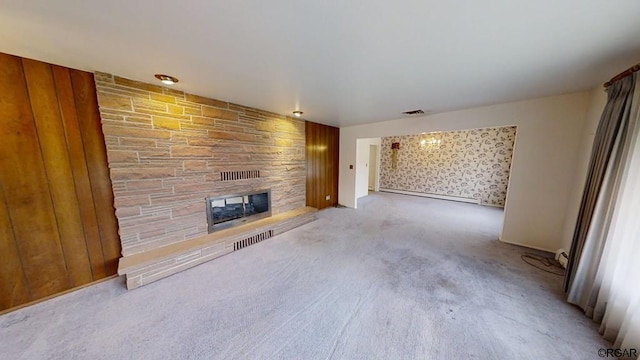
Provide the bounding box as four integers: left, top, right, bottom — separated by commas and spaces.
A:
206, 189, 271, 232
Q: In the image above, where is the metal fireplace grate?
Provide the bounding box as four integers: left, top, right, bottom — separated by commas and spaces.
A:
220, 170, 260, 181
207, 189, 271, 233
233, 230, 273, 251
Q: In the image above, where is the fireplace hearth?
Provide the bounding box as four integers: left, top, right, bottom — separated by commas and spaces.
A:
206, 189, 271, 232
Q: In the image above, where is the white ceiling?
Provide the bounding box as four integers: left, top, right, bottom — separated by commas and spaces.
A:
1, 1, 639, 127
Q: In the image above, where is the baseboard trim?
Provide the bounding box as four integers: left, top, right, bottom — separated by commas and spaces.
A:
0, 275, 120, 315
483, 203, 505, 208
498, 237, 555, 254
379, 188, 480, 204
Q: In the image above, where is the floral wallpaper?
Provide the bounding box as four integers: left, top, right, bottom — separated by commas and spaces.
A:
379, 126, 517, 206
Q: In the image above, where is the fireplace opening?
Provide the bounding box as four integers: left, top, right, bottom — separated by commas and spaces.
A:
206, 189, 271, 232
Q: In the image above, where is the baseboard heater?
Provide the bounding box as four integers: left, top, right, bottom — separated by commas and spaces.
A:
379, 188, 480, 204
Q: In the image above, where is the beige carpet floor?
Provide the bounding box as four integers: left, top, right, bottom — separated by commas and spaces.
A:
0, 192, 609, 359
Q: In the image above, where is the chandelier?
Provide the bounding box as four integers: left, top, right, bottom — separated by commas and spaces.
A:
420, 133, 442, 152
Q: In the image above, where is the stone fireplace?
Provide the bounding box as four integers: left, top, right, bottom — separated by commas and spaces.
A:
94, 73, 314, 288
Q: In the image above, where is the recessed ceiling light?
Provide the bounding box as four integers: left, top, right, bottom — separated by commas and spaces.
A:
154, 74, 179, 85
293, 111, 303, 117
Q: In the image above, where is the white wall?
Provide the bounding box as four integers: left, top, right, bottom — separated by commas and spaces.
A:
559, 87, 607, 251
339, 92, 591, 251
355, 138, 381, 199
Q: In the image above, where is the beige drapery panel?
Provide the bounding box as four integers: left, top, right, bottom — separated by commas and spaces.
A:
565, 73, 639, 352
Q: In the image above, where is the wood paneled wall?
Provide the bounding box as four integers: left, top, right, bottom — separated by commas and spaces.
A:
0, 53, 120, 311
305, 121, 339, 209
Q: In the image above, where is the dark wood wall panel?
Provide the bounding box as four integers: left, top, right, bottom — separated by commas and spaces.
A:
0, 53, 120, 311
332, 125, 340, 206
71, 70, 121, 274
0, 55, 69, 299
52, 66, 108, 280
306, 122, 316, 207
305, 121, 339, 209
0, 188, 30, 309
23, 59, 93, 287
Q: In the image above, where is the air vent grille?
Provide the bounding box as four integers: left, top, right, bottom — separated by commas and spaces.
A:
402, 109, 425, 115
233, 230, 273, 251
221, 170, 260, 181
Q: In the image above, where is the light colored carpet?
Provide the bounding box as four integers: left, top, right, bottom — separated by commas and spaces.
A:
0, 192, 609, 359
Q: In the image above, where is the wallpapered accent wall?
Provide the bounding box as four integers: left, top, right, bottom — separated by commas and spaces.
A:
379, 126, 517, 206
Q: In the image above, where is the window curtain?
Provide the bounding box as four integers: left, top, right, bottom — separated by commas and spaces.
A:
564, 73, 640, 351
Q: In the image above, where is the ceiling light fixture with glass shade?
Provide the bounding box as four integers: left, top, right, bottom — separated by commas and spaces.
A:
154, 74, 179, 85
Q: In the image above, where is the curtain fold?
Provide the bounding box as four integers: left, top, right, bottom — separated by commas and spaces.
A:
564, 73, 640, 352
564, 74, 636, 293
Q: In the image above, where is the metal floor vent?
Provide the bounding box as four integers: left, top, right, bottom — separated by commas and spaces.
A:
233, 230, 273, 251
221, 170, 260, 181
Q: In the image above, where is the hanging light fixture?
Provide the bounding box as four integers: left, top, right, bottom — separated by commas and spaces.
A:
420, 132, 442, 152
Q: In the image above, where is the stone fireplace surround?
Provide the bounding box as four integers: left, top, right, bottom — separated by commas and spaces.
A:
94, 73, 314, 288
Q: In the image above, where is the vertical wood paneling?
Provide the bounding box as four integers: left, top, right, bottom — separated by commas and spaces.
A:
330, 126, 339, 204
52, 65, 106, 280
23, 59, 93, 287
0, 55, 69, 298
305, 122, 313, 208
0, 56, 31, 310
0, 188, 30, 309
317, 124, 324, 207
305, 121, 314, 208
305, 121, 339, 209
0, 53, 121, 311
70, 70, 121, 274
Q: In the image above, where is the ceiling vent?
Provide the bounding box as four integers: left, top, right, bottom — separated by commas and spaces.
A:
402, 109, 425, 115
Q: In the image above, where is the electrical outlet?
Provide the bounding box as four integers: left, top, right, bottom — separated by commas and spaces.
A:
555, 248, 569, 268
325, 195, 330, 200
